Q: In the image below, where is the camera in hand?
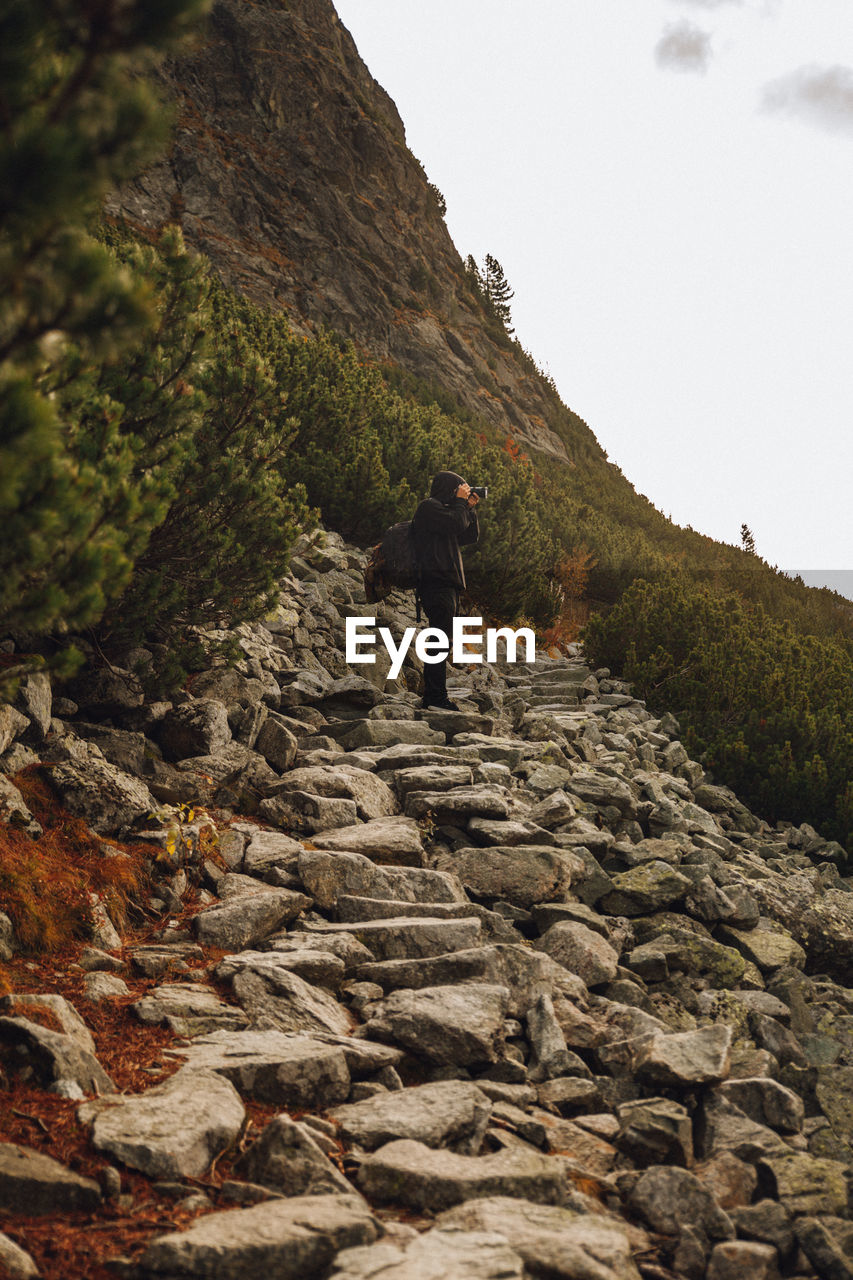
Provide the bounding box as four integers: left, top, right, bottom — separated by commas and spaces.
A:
470, 485, 488, 500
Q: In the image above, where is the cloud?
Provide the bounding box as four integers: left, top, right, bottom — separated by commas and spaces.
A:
761, 65, 853, 135
655, 21, 713, 74
667, 0, 742, 7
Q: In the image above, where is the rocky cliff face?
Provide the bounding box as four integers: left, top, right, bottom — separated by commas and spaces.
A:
107, 0, 590, 462
3, 532, 853, 1278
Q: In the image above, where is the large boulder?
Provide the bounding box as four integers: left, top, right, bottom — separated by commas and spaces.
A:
364, 984, 510, 1066
79, 1068, 245, 1178
331, 1081, 492, 1154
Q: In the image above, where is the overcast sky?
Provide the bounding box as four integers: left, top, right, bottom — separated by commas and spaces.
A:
334, 0, 853, 585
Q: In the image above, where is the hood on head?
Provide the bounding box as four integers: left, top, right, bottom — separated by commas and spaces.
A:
430, 470, 465, 505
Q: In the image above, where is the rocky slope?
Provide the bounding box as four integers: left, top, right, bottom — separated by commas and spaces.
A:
107, 0, 596, 462
2, 532, 853, 1278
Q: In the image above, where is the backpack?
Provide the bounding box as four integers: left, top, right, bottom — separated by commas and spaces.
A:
364, 521, 420, 603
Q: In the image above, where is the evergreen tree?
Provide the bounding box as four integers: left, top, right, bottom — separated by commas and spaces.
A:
0, 0, 209, 669
483, 254, 515, 333
741, 523, 756, 555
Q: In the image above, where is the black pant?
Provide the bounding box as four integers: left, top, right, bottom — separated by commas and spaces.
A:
418, 582, 459, 703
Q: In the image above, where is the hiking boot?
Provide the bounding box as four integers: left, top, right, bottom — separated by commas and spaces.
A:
422, 698, 459, 711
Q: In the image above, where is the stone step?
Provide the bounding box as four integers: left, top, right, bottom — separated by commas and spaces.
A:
303, 915, 482, 961
335, 896, 479, 923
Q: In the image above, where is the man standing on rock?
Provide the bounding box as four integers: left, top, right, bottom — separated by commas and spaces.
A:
412, 470, 480, 710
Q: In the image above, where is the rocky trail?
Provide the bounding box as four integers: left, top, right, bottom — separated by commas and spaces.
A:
2, 531, 853, 1279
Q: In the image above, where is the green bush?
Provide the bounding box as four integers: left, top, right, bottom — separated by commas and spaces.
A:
583, 574, 853, 847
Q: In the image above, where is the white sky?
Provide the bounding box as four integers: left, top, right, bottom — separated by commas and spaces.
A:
333, 0, 853, 578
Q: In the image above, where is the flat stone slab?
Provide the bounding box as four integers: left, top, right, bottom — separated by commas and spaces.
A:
310, 817, 427, 867
133, 983, 249, 1036
303, 916, 481, 961
336, 896, 481, 923
437, 1197, 642, 1280
298, 849, 464, 909
79, 1068, 245, 1179
447, 845, 576, 907
356, 943, 559, 1018
0, 1142, 101, 1214
169, 1030, 351, 1107
404, 786, 510, 821
357, 1139, 568, 1212
337, 720, 445, 749
365, 985, 509, 1066
330, 1227, 526, 1280
193, 887, 309, 949
138, 1193, 380, 1280
392, 764, 475, 797
331, 1081, 492, 1153
0, 994, 96, 1054
216, 953, 352, 1036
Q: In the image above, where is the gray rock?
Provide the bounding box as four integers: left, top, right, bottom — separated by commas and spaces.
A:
356, 943, 565, 1018
0, 911, 15, 961
270, 765, 398, 820
261, 790, 358, 833
39, 735, 156, 834
220, 945, 346, 990
133, 983, 249, 1036
0, 994, 96, 1054
628, 1165, 734, 1240
270, 930, 374, 974
13, 672, 51, 742
468, 816, 557, 846
194, 887, 309, 949
0, 1229, 39, 1279
0, 705, 29, 755
232, 1114, 352, 1196
535, 921, 620, 987
795, 1217, 853, 1280
338, 720, 445, 749
253, 710, 299, 772
304, 915, 481, 961
298, 849, 463, 909
729, 1200, 795, 1257
331, 1081, 492, 1154
83, 972, 130, 1001
599, 861, 691, 916
0, 1142, 101, 1214
158, 699, 232, 761
138, 1193, 380, 1280
170, 1030, 351, 1107
330, 1228, 526, 1280
221, 958, 352, 1037
717, 925, 806, 973
79, 1067, 244, 1178
437, 1197, 643, 1280
699, 1097, 792, 1163
706, 1241, 781, 1280
404, 786, 510, 822
365, 985, 509, 1066
635, 1025, 733, 1088
616, 1097, 693, 1167
0, 775, 42, 836
357, 1139, 568, 1212
0, 1017, 114, 1096
447, 845, 576, 907
130, 941, 204, 978
715, 1077, 804, 1134
564, 770, 637, 816
526, 993, 576, 1082
310, 816, 426, 866
757, 1152, 850, 1217
393, 764, 475, 796
242, 830, 303, 880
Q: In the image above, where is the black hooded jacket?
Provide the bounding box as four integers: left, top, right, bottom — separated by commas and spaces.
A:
411, 470, 479, 589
